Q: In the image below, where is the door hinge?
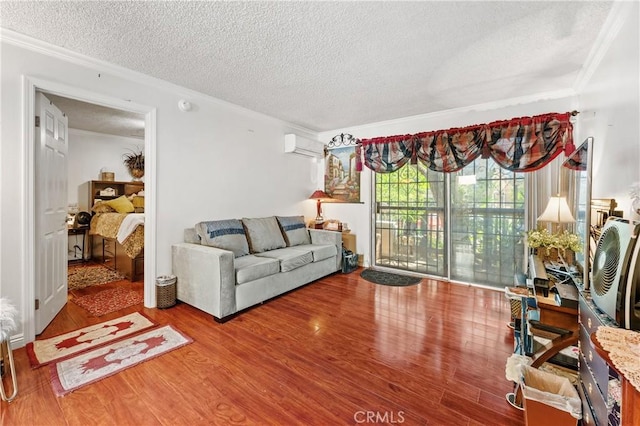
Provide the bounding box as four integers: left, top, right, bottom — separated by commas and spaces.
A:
35, 116, 40, 127
35, 299, 40, 310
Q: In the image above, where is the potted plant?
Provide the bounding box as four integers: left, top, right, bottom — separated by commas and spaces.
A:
123, 148, 144, 180
525, 228, 582, 264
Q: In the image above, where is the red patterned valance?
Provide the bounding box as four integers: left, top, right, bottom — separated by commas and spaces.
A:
358, 112, 575, 173
562, 138, 588, 171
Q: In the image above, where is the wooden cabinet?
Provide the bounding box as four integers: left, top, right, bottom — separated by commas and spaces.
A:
342, 232, 363, 266
342, 232, 356, 253
591, 332, 640, 426
89, 180, 144, 206
578, 291, 621, 425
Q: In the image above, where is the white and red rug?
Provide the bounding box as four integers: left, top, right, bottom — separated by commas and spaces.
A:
50, 325, 192, 396
26, 312, 155, 368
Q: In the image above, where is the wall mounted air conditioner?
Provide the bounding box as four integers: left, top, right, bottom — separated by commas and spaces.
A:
284, 133, 325, 158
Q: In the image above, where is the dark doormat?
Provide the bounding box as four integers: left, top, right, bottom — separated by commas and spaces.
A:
360, 269, 422, 286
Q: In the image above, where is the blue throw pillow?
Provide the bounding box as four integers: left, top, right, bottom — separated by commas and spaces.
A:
195, 219, 249, 257
276, 216, 310, 247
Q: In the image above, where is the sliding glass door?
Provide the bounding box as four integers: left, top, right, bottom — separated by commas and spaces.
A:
373, 157, 525, 288
374, 164, 446, 276
450, 159, 525, 286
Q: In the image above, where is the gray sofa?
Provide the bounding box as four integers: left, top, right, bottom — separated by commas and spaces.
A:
172, 216, 342, 321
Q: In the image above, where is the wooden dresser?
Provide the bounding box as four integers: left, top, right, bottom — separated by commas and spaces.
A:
590, 331, 640, 426
578, 291, 622, 425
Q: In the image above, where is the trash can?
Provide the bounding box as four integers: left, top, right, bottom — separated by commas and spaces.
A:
520, 366, 581, 426
156, 275, 177, 308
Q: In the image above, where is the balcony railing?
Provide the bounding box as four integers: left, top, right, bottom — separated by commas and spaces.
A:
375, 204, 524, 287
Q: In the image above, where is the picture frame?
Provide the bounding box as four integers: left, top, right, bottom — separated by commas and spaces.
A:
324, 145, 361, 203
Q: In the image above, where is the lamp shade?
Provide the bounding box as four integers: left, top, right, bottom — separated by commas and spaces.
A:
537, 196, 575, 223
308, 190, 331, 224
308, 190, 331, 200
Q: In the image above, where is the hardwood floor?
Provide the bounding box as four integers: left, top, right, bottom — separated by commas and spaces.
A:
1, 268, 524, 425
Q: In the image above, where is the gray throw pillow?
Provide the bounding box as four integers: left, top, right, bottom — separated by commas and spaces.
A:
276, 216, 310, 247
242, 217, 286, 253
195, 219, 250, 257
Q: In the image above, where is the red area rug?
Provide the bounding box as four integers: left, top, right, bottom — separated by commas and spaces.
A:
72, 287, 143, 317
26, 312, 155, 368
49, 325, 192, 396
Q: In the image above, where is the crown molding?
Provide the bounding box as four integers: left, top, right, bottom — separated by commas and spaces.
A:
0, 28, 317, 136
67, 127, 144, 141
573, 1, 634, 94
327, 88, 577, 137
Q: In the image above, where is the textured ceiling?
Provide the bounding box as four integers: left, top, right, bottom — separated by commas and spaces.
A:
1, 1, 614, 133
43, 93, 145, 139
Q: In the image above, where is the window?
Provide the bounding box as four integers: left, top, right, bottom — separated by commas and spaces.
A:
373, 157, 525, 288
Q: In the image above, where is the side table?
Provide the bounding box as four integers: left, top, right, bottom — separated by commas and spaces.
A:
68, 226, 89, 262
342, 231, 363, 266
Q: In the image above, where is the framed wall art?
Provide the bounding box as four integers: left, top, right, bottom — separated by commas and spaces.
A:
324, 134, 361, 203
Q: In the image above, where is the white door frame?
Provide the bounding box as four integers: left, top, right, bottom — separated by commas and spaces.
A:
22, 75, 157, 343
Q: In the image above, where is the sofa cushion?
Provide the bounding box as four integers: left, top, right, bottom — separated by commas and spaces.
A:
276, 215, 311, 247
242, 217, 286, 253
234, 255, 280, 285
254, 247, 313, 272
195, 219, 250, 258
184, 228, 200, 244
294, 244, 337, 262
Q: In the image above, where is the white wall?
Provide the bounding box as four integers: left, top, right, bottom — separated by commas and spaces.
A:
67, 128, 143, 210
576, 1, 640, 220
1, 37, 319, 346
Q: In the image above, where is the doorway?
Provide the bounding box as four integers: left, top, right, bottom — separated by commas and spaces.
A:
23, 76, 157, 343
39, 91, 147, 323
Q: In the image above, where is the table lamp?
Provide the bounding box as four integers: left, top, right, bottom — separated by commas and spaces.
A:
537, 194, 575, 269
308, 190, 331, 226
537, 195, 575, 229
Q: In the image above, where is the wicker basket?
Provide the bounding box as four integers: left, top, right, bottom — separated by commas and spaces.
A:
156, 275, 177, 309
100, 171, 114, 181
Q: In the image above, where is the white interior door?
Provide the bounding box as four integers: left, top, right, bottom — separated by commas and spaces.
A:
35, 92, 69, 334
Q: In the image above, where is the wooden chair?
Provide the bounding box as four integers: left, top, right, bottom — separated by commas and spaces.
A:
506, 293, 579, 410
